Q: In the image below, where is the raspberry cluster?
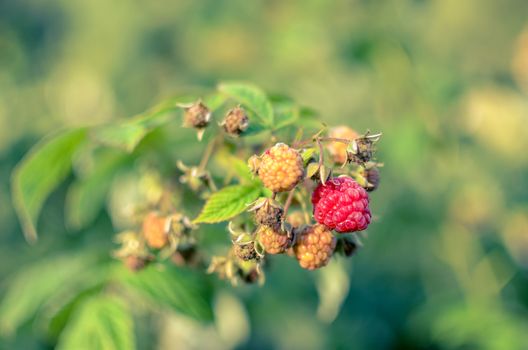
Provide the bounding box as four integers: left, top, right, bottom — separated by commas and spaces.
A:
110, 89, 381, 284
217, 131, 380, 282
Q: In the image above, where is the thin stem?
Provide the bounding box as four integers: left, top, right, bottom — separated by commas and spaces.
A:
319, 137, 352, 144
207, 175, 218, 192
198, 134, 221, 171
317, 138, 324, 169
283, 188, 296, 218
297, 189, 311, 224
293, 138, 314, 148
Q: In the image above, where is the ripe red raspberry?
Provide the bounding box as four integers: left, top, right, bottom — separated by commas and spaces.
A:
142, 212, 169, 249
257, 225, 291, 254
256, 143, 304, 193
312, 176, 371, 233
294, 224, 336, 270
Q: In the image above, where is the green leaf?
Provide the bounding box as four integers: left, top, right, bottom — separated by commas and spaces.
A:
299, 106, 323, 129
65, 151, 128, 230
218, 82, 274, 126
213, 150, 254, 183
47, 285, 104, 341
203, 91, 228, 111
301, 148, 317, 165
56, 295, 135, 350
0, 253, 100, 336
91, 112, 172, 152
194, 184, 262, 224
11, 128, 88, 242
91, 98, 184, 152
241, 121, 268, 136
274, 106, 300, 130
116, 264, 214, 321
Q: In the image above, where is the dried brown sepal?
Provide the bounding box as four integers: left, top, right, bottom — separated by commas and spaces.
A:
335, 236, 359, 257
233, 241, 259, 261
177, 161, 215, 192
220, 106, 249, 136
248, 197, 284, 229
179, 100, 211, 140
346, 132, 382, 165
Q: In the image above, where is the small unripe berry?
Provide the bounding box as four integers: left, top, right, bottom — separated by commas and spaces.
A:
183, 101, 211, 129
221, 106, 249, 136
294, 224, 336, 270
255, 143, 304, 193
142, 212, 169, 249
346, 133, 381, 165
233, 242, 258, 261
327, 126, 359, 164
257, 225, 291, 254
249, 198, 283, 229
361, 166, 380, 192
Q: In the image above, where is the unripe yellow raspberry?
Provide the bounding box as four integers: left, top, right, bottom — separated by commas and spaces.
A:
327, 126, 358, 164
294, 224, 336, 270
257, 225, 291, 255
142, 212, 169, 249
256, 143, 304, 193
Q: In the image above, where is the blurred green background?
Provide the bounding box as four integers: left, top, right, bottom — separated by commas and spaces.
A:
2, 0, 528, 349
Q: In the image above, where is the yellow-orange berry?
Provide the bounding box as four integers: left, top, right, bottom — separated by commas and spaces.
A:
257, 143, 304, 193
294, 224, 336, 270
327, 126, 358, 164
142, 212, 168, 249
257, 225, 291, 254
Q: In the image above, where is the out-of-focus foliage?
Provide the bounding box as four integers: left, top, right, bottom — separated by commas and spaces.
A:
1, 0, 528, 349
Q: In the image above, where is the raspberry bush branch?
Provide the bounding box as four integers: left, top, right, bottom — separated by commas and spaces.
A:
11, 81, 383, 288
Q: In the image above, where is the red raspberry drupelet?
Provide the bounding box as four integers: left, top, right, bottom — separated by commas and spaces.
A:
312, 176, 371, 233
